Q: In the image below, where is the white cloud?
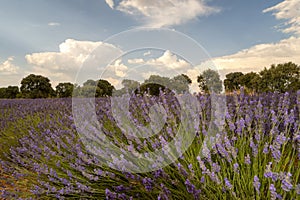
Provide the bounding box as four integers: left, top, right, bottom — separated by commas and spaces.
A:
105, 0, 114, 9
206, 0, 300, 77
150, 50, 191, 69
0, 57, 19, 75
48, 22, 61, 26
143, 51, 151, 56
263, 0, 300, 35
128, 50, 191, 70
210, 36, 300, 77
128, 58, 144, 64
105, 0, 220, 27
106, 59, 129, 77
25, 39, 122, 86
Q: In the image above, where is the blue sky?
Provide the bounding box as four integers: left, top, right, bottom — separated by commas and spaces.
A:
1, 0, 300, 88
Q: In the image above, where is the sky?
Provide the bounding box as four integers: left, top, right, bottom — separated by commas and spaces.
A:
1, 0, 300, 90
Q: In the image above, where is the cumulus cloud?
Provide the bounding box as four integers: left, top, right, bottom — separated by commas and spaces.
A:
0, 57, 20, 75
106, 59, 129, 78
25, 39, 122, 86
208, 0, 300, 77
143, 51, 151, 56
263, 0, 300, 35
105, 0, 220, 27
128, 58, 144, 64
128, 50, 191, 70
105, 0, 114, 9
48, 22, 61, 26
210, 36, 300, 77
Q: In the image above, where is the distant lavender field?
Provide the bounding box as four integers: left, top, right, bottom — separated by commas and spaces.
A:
0, 91, 299, 199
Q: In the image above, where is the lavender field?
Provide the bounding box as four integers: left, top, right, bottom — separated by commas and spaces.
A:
0, 90, 299, 199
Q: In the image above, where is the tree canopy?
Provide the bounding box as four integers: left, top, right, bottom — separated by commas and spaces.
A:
0, 62, 299, 99
56, 82, 74, 98
20, 74, 55, 98
197, 69, 222, 94
224, 62, 300, 93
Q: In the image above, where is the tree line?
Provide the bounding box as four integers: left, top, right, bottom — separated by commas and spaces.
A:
0, 62, 299, 99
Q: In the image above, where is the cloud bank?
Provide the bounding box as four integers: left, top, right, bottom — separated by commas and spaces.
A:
263, 0, 300, 35
0, 57, 19, 75
25, 39, 122, 86
105, 0, 220, 27
210, 0, 300, 74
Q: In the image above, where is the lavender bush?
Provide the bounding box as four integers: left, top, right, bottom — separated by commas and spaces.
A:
0, 90, 299, 199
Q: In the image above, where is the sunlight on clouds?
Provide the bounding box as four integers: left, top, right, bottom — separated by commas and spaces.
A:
106, 59, 129, 78
211, 37, 300, 74
211, 0, 300, 75
105, 0, 114, 9
48, 22, 61, 26
128, 58, 144, 64
0, 57, 19, 75
25, 39, 122, 86
105, 0, 220, 27
127, 50, 191, 70
263, 0, 300, 35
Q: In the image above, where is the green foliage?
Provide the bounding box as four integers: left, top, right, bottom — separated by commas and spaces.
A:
224, 62, 300, 93
20, 74, 54, 98
77, 79, 115, 97
171, 74, 192, 93
56, 82, 74, 98
224, 72, 244, 92
143, 74, 192, 94
96, 79, 115, 97
239, 72, 260, 93
197, 69, 222, 94
258, 62, 300, 92
114, 79, 140, 96
0, 86, 19, 99
137, 83, 167, 96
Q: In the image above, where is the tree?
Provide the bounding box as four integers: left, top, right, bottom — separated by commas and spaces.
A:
56, 82, 74, 98
0, 86, 19, 99
20, 74, 54, 98
143, 74, 192, 94
144, 75, 172, 88
224, 72, 244, 92
137, 83, 168, 96
171, 74, 192, 93
239, 72, 260, 94
197, 69, 222, 94
96, 79, 115, 97
114, 79, 140, 96
6, 86, 19, 98
83, 79, 97, 87
258, 62, 300, 92
121, 79, 140, 93
80, 79, 115, 97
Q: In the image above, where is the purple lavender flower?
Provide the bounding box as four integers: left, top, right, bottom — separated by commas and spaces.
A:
224, 178, 233, 190
142, 177, 154, 192
105, 188, 117, 200
269, 184, 277, 200
253, 176, 260, 194
281, 173, 293, 192
177, 163, 188, 177
263, 143, 269, 154
250, 139, 258, 157
158, 183, 171, 200
233, 163, 239, 173
200, 176, 205, 183
281, 179, 293, 192
244, 154, 251, 165
296, 184, 300, 195
185, 179, 201, 199
269, 145, 281, 161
